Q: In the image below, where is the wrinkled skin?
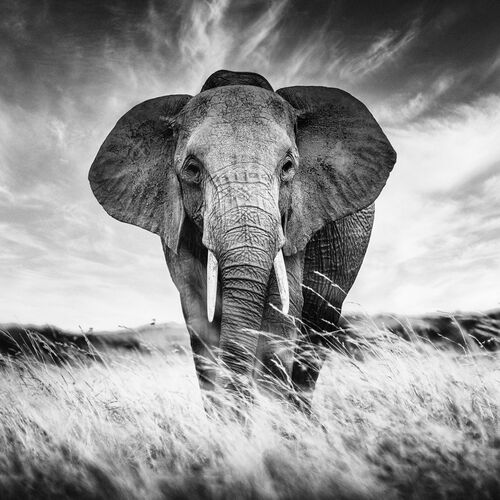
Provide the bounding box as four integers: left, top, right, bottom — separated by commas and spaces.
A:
89, 70, 396, 412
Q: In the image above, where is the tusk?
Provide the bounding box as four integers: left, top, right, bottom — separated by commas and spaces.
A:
207, 250, 218, 323
273, 250, 289, 315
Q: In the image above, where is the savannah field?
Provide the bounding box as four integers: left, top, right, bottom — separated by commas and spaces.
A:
0, 314, 499, 500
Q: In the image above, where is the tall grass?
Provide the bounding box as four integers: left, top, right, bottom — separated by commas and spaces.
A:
0, 330, 498, 499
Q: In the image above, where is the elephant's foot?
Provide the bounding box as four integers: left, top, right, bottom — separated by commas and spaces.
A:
289, 349, 326, 415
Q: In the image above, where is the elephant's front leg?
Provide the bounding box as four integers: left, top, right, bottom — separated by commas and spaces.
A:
258, 252, 304, 398
290, 327, 332, 414
291, 208, 375, 413
163, 242, 221, 396
180, 288, 221, 393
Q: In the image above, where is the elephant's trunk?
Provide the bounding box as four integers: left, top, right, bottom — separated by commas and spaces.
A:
217, 248, 273, 389
204, 203, 285, 394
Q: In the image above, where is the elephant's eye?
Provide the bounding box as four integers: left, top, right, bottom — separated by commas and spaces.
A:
181, 160, 202, 184
281, 160, 295, 182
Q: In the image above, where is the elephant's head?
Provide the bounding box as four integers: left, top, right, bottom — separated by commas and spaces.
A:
89, 70, 396, 387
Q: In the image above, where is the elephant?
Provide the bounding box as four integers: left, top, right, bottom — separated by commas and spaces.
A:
89, 69, 396, 411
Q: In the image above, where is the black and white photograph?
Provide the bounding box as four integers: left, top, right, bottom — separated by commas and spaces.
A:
1, 1, 499, 498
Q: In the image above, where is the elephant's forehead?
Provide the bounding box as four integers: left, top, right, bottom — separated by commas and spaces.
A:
178, 87, 295, 164
181, 86, 294, 125
194, 114, 289, 143
185, 116, 292, 163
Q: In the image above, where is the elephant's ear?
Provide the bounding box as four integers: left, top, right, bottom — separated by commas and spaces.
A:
89, 94, 191, 252
277, 86, 396, 255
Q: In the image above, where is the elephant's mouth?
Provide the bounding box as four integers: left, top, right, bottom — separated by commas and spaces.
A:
205, 248, 289, 323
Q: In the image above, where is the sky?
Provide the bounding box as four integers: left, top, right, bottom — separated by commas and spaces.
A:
1, 0, 499, 330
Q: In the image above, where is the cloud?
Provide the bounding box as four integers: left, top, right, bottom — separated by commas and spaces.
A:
339, 25, 418, 81
1, 0, 499, 328
373, 73, 457, 125
94, 0, 419, 95
390, 94, 500, 191
235, 0, 288, 61
178, 0, 231, 77
348, 93, 500, 314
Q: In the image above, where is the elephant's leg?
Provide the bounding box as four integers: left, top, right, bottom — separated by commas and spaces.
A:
292, 205, 375, 411
258, 252, 304, 397
291, 326, 332, 413
181, 292, 220, 392
163, 238, 221, 396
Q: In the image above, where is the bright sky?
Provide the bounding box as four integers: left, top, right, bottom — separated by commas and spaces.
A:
1, 0, 499, 329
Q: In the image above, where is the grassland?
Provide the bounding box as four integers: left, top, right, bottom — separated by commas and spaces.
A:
0, 319, 498, 499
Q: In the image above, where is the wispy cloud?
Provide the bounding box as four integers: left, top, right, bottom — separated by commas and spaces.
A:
1, 0, 499, 327
339, 25, 418, 81
177, 0, 232, 85
373, 73, 457, 126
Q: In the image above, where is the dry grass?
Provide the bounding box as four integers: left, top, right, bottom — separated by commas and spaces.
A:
0, 327, 498, 499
